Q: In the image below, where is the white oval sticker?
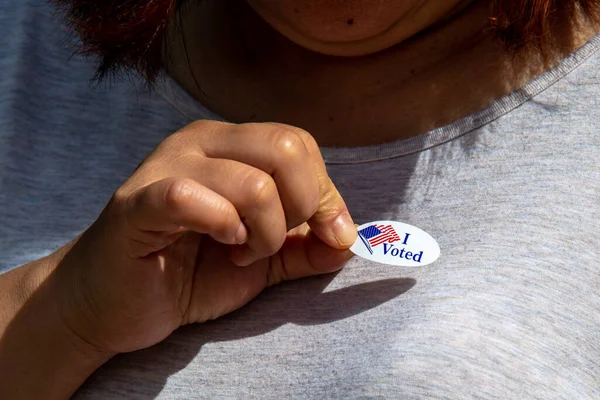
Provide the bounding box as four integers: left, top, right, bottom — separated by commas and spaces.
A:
350, 221, 440, 267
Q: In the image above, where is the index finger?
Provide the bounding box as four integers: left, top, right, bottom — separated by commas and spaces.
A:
183, 120, 357, 250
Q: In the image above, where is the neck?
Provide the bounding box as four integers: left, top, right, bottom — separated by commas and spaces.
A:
168, 0, 597, 147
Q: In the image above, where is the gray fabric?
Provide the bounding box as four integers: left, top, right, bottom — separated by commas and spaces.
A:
1, 1, 599, 398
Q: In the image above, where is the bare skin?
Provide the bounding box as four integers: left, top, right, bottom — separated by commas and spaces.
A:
0, 121, 357, 399
246, 0, 473, 55
1, 0, 599, 399
168, 0, 598, 146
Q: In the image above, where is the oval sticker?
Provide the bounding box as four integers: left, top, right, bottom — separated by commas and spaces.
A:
350, 221, 440, 267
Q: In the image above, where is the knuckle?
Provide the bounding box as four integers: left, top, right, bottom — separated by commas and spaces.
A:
186, 119, 213, 131
105, 185, 142, 234
244, 171, 277, 207
159, 120, 226, 156
287, 126, 319, 153
176, 120, 211, 138
103, 188, 130, 221
111, 187, 130, 209
188, 119, 229, 132
272, 129, 306, 160
108, 186, 136, 221
164, 178, 198, 212
180, 120, 229, 141
158, 130, 187, 153
267, 124, 324, 167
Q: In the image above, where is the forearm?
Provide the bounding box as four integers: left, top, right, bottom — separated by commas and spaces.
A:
0, 251, 113, 399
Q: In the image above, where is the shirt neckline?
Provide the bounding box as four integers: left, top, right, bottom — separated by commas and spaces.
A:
157, 34, 600, 165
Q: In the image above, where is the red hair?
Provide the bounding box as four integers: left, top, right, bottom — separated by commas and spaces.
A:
491, 0, 600, 50
52, 0, 600, 82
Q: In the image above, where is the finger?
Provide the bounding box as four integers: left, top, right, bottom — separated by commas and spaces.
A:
124, 227, 189, 259
194, 158, 288, 266
184, 121, 320, 230
119, 177, 248, 250
266, 223, 354, 286
288, 128, 358, 249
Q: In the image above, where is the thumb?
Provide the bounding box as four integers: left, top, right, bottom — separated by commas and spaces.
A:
266, 224, 355, 286
286, 125, 357, 250
307, 175, 358, 250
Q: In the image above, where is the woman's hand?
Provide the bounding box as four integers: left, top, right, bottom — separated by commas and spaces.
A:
53, 120, 357, 355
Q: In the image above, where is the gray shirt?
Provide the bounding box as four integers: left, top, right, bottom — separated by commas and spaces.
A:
1, 1, 599, 398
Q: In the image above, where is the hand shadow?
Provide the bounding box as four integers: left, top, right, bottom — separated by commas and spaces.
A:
76, 274, 415, 399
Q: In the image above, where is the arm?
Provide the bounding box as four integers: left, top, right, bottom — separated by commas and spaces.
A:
0, 120, 355, 399
0, 247, 113, 400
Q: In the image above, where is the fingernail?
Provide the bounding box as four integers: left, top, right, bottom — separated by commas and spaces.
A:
235, 223, 248, 245
332, 213, 358, 248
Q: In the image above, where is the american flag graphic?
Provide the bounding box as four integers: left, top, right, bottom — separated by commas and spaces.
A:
359, 224, 401, 249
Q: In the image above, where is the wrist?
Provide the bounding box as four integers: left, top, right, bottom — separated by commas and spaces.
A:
0, 248, 114, 399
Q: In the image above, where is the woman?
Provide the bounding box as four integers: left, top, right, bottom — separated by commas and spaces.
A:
0, 0, 598, 398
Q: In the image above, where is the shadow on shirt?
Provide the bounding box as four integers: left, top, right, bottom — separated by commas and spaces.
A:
76, 146, 430, 397
75, 275, 415, 398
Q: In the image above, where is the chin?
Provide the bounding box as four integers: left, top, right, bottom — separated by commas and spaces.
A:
247, 0, 465, 56
246, 1, 431, 57
267, 20, 419, 57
